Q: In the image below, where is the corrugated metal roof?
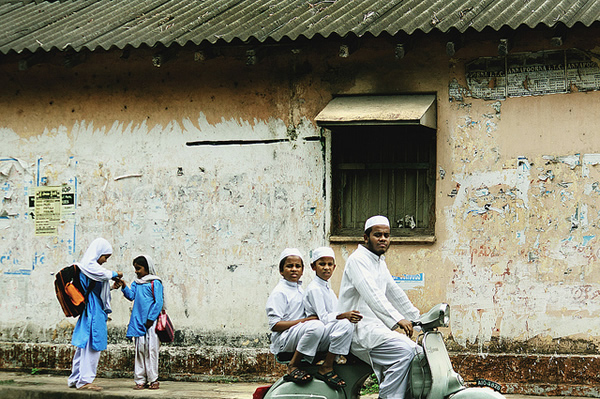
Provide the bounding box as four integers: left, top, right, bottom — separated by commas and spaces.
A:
1, 0, 600, 54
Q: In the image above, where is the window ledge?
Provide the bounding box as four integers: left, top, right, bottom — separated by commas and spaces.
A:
329, 235, 436, 244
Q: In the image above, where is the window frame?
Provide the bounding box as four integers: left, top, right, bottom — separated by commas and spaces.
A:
316, 95, 438, 242
328, 125, 437, 239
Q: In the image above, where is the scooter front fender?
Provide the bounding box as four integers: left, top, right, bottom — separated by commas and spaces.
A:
449, 387, 506, 399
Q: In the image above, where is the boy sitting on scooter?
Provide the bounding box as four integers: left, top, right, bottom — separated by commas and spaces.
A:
265, 248, 323, 384
303, 247, 363, 390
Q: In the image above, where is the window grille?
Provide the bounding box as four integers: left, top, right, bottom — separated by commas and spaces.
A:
331, 125, 436, 237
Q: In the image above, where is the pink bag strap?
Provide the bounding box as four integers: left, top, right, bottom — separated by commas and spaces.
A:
150, 280, 163, 313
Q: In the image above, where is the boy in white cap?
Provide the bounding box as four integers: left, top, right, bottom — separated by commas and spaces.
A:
338, 216, 421, 399
303, 246, 362, 390
265, 248, 324, 384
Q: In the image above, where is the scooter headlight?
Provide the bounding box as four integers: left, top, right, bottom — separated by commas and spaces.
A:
442, 303, 450, 327
440, 304, 450, 327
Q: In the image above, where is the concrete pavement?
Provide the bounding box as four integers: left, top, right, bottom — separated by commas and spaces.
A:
0, 371, 593, 399
2, 371, 268, 399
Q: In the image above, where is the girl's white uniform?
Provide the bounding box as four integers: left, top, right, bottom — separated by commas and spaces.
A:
134, 320, 160, 385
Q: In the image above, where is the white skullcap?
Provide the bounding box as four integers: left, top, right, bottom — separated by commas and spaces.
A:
279, 248, 303, 263
364, 215, 390, 231
311, 247, 335, 264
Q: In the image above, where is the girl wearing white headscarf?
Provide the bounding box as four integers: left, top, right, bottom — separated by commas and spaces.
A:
118, 254, 164, 390
68, 238, 123, 391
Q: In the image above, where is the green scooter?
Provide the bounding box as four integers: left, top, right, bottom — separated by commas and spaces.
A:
254, 304, 506, 399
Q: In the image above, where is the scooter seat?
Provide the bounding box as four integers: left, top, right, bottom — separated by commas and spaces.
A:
275, 352, 364, 365
275, 351, 326, 364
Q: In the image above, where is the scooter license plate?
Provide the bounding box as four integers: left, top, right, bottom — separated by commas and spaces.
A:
475, 378, 502, 392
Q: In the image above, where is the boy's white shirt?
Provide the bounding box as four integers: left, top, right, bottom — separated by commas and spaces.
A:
265, 278, 305, 354
303, 276, 339, 324
266, 278, 305, 328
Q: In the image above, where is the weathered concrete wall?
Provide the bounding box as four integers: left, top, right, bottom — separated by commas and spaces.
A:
2, 25, 600, 393
1, 43, 331, 341
0, 113, 325, 335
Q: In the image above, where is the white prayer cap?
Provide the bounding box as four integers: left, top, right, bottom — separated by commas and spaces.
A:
311, 247, 335, 264
364, 215, 390, 231
279, 248, 303, 263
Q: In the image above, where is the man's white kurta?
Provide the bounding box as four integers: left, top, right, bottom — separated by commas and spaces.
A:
338, 244, 420, 362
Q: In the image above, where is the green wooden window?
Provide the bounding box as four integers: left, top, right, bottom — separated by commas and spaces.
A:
331, 125, 436, 237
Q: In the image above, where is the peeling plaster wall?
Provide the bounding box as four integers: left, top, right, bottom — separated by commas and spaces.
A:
3, 26, 600, 382
0, 41, 346, 350
1, 115, 327, 339
438, 95, 600, 351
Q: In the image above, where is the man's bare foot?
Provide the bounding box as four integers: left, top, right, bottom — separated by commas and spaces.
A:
335, 355, 347, 364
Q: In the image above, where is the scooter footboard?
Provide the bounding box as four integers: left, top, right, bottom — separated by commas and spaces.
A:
449, 387, 506, 399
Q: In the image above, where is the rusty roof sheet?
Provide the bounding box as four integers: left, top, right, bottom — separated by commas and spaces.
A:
1, 0, 600, 54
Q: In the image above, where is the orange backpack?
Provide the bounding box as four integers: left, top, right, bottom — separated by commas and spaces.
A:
54, 265, 96, 317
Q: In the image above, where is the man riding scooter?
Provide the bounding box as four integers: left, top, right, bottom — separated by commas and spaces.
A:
338, 215, 422, 399
257, 214, 506, 399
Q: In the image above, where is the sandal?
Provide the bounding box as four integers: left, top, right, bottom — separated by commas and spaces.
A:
315, 370, 346, 390
149, 381, 160, 390
133, 383, 147, 390
283, 368, 313, 384
77, 383, 103, 391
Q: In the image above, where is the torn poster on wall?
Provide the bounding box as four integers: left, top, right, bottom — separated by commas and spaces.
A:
34, 186, 61, 236
455, 49, 600, 101
29, 183, 76, 219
